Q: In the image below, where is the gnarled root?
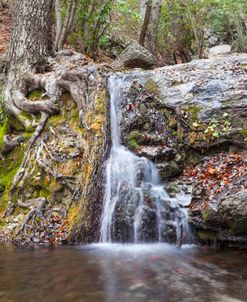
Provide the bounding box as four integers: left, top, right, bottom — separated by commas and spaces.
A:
16, 197, 47, 235
5, 112, 49, 216
36, 140, 81, 198
2, 135, 27, 154
3, 51, 93, 221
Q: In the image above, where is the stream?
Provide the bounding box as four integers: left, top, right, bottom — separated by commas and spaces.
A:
0, 243, 247, 302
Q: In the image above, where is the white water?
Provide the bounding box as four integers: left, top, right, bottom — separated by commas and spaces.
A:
100, 75, 192, 244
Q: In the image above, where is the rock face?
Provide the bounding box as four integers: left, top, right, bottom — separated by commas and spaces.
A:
218, 190, 247, 234
208, 44, 232, 58
114, 41, 157, 69
117, 53, 247, 247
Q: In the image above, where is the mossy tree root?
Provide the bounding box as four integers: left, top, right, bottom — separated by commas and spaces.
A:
16, 197, 47, 235
5, 112, 49, 216
2, 51, 92, 226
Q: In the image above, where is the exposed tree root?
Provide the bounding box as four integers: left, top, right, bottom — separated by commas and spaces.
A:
16, 197, 47, 235
5, 112, 49, 216
3, 51, 92, 221
37, 139, 80, 195
2, 135, 27, 154
36, 139, 82, 213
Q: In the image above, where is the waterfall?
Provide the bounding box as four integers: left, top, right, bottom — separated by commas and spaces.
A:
100, 75, 192, 244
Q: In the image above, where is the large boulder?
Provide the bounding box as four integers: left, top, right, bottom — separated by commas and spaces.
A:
114, 41, 157, 69
208, 44, 232, 58
218, 190, 247, 234
156, 162, 181, 180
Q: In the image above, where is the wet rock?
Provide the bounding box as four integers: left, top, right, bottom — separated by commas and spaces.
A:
218, 190, 247, 234
157, 161, 181, 180
138, 205, 159, 242
111, 186, 140, 242
165, 183, 182, 194
136, 146, 177, 161
129, 283, 149, 292
161, 223, 177, 243
114, 41, 157, 69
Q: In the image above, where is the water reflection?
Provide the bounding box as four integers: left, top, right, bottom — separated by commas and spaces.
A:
0, 243, 246, 302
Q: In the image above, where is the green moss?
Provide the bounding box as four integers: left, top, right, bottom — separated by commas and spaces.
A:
139, 103, 148, 114
95, 91, 107, 115
0, 105, 5, 127
0, 146, 25, 213
184, 104, 202, 121
128, 131, 143, 150
48, 114, 65, 127
223, 99, 237, 106
9, 115, 28, 132
27, 90, 47, 100
197, 231, 216, 241
168, 116, 177, 129
144, 79, 160, 96
129, 139, 139, 150
0, 119, 10, 150
241, 129, 247, 141
18, 112, 36, 132
128, 131, 143, 143
201, 208, 216, 223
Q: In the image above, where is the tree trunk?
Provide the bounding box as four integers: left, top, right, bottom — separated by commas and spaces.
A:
139, 0, 152, 46
150, 0, 162, 52
1, 0, 90, 219
55, 0, 63, 51
55, 0, 77, 51
6, 0, 53, 70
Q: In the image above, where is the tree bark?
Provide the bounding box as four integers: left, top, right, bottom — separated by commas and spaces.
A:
1, 0, 89, 218
55, 0, 63, 51
6, 0, 53, 70
56, 0, 77, 51
150, 0, 162, 52
139, 0, 152, 46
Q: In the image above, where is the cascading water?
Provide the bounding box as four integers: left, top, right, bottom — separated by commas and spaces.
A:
100, 75, 192, 244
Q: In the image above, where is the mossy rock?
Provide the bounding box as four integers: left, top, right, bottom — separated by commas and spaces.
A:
168, 116, 177, 129
183, 104, 202, 121
128, 130, 144, 150
197, 230, 216, 241
144, 79, 160, 96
